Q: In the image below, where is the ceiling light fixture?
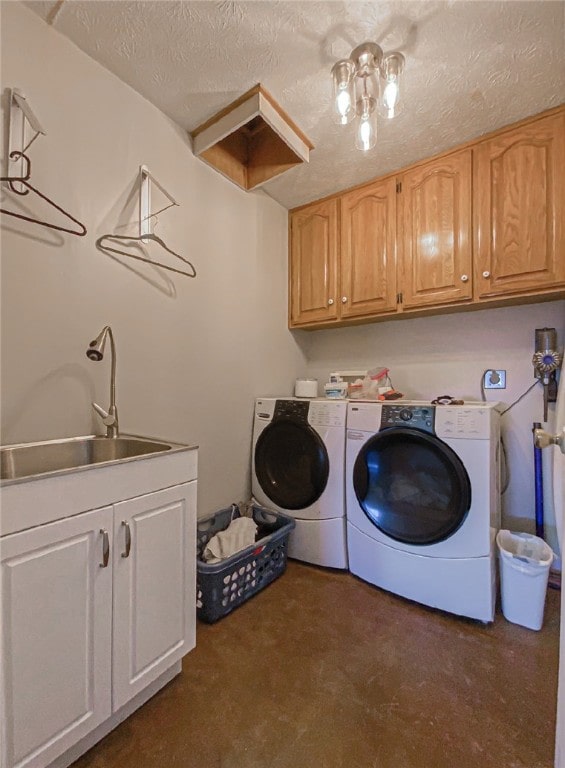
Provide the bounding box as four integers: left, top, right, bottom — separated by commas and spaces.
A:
331, 42, 405, 151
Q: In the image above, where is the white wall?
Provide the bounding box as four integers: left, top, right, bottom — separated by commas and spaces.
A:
0, 3, 306, 516
299, 300, 565, 561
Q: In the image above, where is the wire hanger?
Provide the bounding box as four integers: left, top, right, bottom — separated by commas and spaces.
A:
0, 151, 87, 236
96, 166, 196, 278
96, 232, 196, 278
2, 89, 86, 237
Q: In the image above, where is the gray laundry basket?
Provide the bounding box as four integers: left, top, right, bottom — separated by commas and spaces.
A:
196, 504, 295, 623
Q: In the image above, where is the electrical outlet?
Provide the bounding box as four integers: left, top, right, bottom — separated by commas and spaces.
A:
484, 369, 506, 389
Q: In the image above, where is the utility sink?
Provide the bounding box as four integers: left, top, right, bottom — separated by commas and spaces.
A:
0, 433, 197, 537
0, 434, 185, 483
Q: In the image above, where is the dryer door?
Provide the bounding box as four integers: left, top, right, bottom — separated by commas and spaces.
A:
255, 419, 329, 510
353, 428, 471, 545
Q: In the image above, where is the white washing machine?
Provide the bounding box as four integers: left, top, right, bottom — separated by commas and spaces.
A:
346, 400, 500, 621
252, 398, 348, 569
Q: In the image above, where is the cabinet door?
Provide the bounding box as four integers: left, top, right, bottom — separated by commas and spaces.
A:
112, 482, 196, 710
289, 199, 338, 326
474, 112, 565, 297
340, 177, 398, 318
399, 149, 473, 308
1, 507, 113, 768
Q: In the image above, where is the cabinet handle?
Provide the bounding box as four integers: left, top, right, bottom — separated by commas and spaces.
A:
121, 520, 131, 558
328, 298, 334, 306
100, 529, 109, 568
482, 271, 491, 278
341, 296, 347, 303
460, 274, 469, 282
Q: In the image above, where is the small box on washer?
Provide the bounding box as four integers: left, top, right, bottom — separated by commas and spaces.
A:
196, 504, 295, 623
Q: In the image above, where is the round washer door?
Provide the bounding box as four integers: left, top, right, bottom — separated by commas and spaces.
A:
255, 419, 329, 510
353, 428, 471, 545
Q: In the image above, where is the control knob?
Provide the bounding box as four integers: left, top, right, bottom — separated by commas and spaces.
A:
399, 409, 413, 421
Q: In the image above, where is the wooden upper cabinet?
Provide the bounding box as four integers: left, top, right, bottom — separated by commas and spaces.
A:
288, 107, 564, 330
289, 199, 338, 326
340, 177, 398, 318
474, 112, 565, 298
399, 149, 473, 308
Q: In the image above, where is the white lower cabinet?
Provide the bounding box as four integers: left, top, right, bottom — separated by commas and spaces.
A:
1, 480, 196, 768
1, 507, 114, 768
112, 483, 196, 710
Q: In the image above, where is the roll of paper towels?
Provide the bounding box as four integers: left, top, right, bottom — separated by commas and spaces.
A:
295, 378, 318, 398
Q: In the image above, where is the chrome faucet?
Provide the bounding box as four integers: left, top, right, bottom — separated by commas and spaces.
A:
86, 326, 119, 438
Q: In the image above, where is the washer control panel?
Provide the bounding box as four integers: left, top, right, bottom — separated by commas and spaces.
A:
380, 405, 435, 433
274, 399, 309, 422
435, 407, 494, 439
309, 400, 347, 428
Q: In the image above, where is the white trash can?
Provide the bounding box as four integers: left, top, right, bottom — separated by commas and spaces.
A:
496, 530, 554, 631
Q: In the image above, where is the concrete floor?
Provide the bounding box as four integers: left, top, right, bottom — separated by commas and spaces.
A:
73, 561, 560, 768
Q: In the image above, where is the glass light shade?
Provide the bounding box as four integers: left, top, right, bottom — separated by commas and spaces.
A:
331, 59, 355, 125
379, 53, 405, 119
355, 95, 377, 151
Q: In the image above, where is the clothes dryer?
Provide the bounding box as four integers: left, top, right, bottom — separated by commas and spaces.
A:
346, 401, 500, 621
252, 398, 347, 569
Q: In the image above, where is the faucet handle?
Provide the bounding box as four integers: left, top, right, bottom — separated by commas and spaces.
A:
92, 402, 116, 426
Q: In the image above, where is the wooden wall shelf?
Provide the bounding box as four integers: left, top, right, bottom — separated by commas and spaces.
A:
190, 85, 313, 191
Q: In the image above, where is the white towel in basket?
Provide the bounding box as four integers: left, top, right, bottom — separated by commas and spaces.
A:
202, 516, 257, 564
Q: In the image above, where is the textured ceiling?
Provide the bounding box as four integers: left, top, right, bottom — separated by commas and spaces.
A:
26, 0, 565, 209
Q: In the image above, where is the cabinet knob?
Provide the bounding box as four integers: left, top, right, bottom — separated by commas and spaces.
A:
341, 296, 348, 303
328, 298, 334, 306
460, 274, 469, 282
482, 271, 491, 278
